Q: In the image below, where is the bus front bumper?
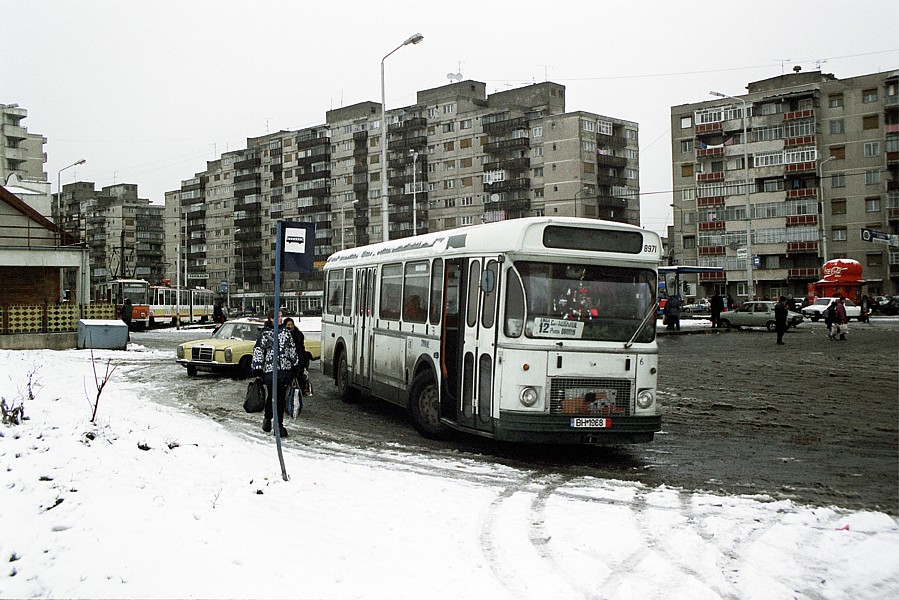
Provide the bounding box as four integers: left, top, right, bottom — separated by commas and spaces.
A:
493, 411, 662, 445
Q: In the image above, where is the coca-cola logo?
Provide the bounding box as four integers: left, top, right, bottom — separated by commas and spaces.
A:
823, 265, 846, 277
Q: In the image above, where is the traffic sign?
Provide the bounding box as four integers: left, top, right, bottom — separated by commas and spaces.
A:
860, 228, 899, 247
219, 280, 228, 293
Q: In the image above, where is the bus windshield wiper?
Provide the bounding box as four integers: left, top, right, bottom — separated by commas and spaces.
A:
625, 302, 658, 349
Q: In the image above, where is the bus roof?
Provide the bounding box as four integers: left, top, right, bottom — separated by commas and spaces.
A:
325, 217, 661, 268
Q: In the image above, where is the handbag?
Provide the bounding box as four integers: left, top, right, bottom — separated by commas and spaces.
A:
243, 377, 266, 413
286, 376, 303, 418
662, 314, 668, 325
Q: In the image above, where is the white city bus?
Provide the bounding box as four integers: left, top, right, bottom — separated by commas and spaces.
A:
321, 217, 663, 445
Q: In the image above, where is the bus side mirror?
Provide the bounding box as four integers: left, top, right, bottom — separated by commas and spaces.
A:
480, 269, 495, 293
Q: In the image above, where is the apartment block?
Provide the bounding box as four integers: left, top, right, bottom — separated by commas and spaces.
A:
53, 182, 165, 291
670, 69, 899, 300
165, 80, 640, 311
1, 103, 47, 184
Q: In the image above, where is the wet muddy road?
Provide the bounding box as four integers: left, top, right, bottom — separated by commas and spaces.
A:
133, 319, 898, 514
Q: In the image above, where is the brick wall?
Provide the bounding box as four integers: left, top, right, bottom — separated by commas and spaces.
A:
0, 267, 61, 306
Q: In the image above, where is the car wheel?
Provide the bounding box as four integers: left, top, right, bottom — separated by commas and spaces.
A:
408, 371, 448, 439
237, 356, 253, 380
766, 321, 777, 332
186, 365, 198, 377
810, 314, 819, 322
719, 318, 732, 330
336, 351, 358, 403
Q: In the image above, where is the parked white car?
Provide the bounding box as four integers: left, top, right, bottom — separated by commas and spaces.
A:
718, 301, 803, 331
800, 298, 862, 322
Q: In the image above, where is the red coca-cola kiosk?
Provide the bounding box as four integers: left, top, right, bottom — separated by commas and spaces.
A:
807, 259, 865, 304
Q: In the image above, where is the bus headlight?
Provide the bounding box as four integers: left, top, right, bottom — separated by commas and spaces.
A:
519, 386, 539, 407
177, 346, 184, 359
224, 348, 233, 362
636, 389, 654, 409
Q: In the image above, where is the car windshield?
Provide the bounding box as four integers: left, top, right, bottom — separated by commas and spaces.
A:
507, 261, 656, 343
212, 323, 258, 341
813, 299, 832, 306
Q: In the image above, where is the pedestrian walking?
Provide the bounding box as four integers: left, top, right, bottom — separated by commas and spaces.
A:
834, 296, 849, 341
825, 300, 837, 340
251, 310, 299, 437
774, 295, 789, 345
213, 302, 226, 325
283, 317, 311, 395
663, 294, 682, 331
120, 297, 133, 341
710, 292, 724, 328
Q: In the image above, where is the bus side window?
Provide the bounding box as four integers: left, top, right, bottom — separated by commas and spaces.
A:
467, 261, 481, 328
429, 258, 444, 325
343, 269, 354, 316
379, 263, 402, 320
504, 268, 524, 338
327, 269, 344, 314
403, 261, 429, 323
481, 260, 499, 329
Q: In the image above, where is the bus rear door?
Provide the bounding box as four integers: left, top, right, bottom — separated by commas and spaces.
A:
458, 257, 500, 434
353, 266, 376, 391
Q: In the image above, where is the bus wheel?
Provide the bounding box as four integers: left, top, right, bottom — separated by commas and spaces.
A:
336, 352, 358, 402
409, 372, 448, 439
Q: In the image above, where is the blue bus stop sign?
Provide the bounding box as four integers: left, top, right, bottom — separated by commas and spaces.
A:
219, 280, 228, 293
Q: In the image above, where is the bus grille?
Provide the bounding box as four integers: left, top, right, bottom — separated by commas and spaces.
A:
549, 378, 631, 416
191, 346, 215, 361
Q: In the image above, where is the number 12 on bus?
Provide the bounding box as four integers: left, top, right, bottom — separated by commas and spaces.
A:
321, 217, 663, 445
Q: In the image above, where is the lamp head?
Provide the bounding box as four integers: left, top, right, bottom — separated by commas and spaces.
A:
709, 91, 726, 98
404, 33, 424, 45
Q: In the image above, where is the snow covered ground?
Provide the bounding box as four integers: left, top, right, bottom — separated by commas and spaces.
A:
1, 344, 897, 599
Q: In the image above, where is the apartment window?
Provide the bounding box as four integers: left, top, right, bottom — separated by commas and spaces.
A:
829, 146, 846, 160
887, 136, 899, 153
683, 236, 696, 249
833, 227, 847, 241
444, 141, 455, 151
862, 89, 878, 103
444, 160, 455, 171
865, 197, 881, 212
626, 148, 637, 159
460, 119, 472, 129
461, 196, 473, 206
461, 216, 473, 226
681, 164, 694, 177
682, 187, 696, 201
582, 141, 595, 152
533, 167, 544, 177
444, 198, 456, 208
444, 179, 455, 189
831, 199, 847, 215
582, 119, 596, 132
829, 94, 844, 108
583, 162, 595, 173
625, 168, 637, 179
831, 173, 846, 188
863, 115, 879, 130
597, 120, 613, 135
443, 104, 456, 114
680, 116, 692, 129
534, 189, 544, 198
532, 126, 543, 138
460, 157, 472, 168
532, 146, 543, 158
829, 119, 845, 134
428, 107, 438, 118
443, 122, 455, 133
865, 170, 881, 185
460, 138, 472, 149
461, 176, 472, 187
867, 252, 883, 267
864, 142, 881, 157
626, 129, 637, 140
680, 139, 694, 153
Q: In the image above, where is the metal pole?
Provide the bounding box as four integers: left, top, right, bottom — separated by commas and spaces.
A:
711, 92, 753, 300
411, 150, 419, 235
380, 33, 424, 243
818, 156, 836, 261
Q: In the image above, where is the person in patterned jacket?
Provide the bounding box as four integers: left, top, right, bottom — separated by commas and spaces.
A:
252, 310, 298, 437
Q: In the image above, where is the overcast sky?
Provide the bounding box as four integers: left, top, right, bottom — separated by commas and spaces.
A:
3, 0, 897, 236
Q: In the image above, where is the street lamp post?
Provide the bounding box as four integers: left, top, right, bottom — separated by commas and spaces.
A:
380, 33, 424, 243
710, 91, 754, 300
411, 149, 419, 235
817, 156, 837, 261
574, 186, 590, 218
57, 158, 86, 219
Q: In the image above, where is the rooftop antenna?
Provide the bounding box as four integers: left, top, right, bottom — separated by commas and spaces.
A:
446, 60, 464, 83
538, 64, 552, 82
774, 58, 791, 75
814, 58, 828, 71
263, 118, 273, 134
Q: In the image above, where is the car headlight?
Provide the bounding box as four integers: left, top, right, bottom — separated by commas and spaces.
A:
177, 346, 184, 359
519, 386, 539, 407
224, 348, 232, 362
636, 389, 654, 409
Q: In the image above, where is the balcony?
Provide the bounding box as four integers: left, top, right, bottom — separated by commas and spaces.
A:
786, 188, 817, 198
297, 185, 331, 198
785, 161, 816, 174
699, 271, 726, 282
296, 169, 330, 182
699, 246, 726, 255
390, 116, 428, 132
887, 207, 899, 223
234, 173, 260, 184
695, 122, 722, 135
483, 138, 530, 153
296, 133, 330, 149
484, 178, 530, 193
886, 123, 899, 134
234, 157, 260, 170
596, 133, 628, 148
597, 195, 627, 210
788, 268, 818, 280
696, 146, 724, 158
596, 174, 626, 187
783, 109, 815, 121
784, 135, 816, 148
482, 116, 527, 134
698, 221, 725, 231
887, 151, 898, 165
697, 196, 725, 207
595, 153, 627, 168
696, 172, 724, 182
353, 215, 369, 227
786, 214, 818, 226
299, 203, 331, 215
492, 198, 530, 213
1, 124, 27, 140
787, 241, 818, 254
389, 135, 427, 152
483, 157, 530, 172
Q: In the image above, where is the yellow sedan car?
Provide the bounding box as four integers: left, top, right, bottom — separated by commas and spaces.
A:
176, 318, 321, 379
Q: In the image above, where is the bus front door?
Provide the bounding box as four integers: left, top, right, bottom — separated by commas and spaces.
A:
354, 266, 376, 390
457, 257, 500, 434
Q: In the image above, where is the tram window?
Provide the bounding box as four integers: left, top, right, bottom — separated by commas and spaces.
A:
327, 269, 344, 314
429, 259, 444, 325
403, 261, 429, 323
467, 261, 481, 328
504, 268, 525, 338
342, 268, 353, 316
379, 263, 403, 320
481, 260, 498, 329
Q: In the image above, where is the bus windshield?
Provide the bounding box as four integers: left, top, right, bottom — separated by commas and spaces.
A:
510, 261, 656, 343
122, 284, 148, 305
